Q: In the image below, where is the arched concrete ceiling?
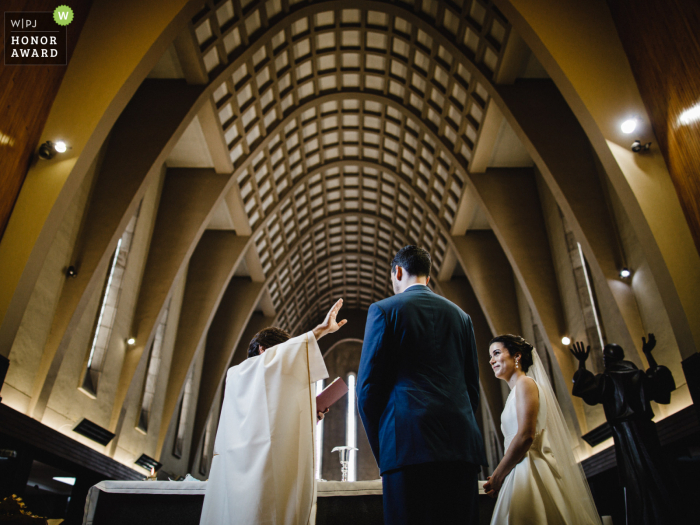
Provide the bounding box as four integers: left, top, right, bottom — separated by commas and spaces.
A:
181, 0, 512, 331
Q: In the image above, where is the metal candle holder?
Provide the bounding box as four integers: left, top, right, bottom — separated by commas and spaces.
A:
331, 446, 358, 482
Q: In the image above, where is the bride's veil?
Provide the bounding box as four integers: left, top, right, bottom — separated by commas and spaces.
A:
527, 348, 601, 524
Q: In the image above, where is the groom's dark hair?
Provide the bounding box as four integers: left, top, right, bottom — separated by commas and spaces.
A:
391, 245, 431, 277
248, 327, 291, 358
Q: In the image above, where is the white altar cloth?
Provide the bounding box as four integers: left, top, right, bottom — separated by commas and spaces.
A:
83, 477, 486, 523
82, 479, 387, 524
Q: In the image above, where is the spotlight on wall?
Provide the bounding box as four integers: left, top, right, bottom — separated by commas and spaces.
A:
127, 338, 136, 345
38, 140, 69, 160
678, 103, 700, 126
619, 267, 631, 279
66, 266, 77, 278
561, 336, 571, 346
631, 140, 652, 153
621, 118, 638, 134
53, 477, 76, 486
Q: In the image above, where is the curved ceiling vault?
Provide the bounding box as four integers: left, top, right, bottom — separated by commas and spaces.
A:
17, 0, 519, 451
184, 0, 510, 332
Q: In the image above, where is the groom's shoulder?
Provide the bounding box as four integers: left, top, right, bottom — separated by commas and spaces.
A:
370, 293, 406, 314
371, 294, 398, 310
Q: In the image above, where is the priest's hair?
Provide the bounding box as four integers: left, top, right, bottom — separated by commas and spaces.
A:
248, 327, 292, 358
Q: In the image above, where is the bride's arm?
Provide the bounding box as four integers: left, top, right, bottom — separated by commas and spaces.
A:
484, 377, 539, 498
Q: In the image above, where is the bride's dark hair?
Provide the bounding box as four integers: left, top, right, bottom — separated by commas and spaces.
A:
489, 334, 534, 372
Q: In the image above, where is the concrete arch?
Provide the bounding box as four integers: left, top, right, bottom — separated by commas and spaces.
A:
323, 338, 365, 358
492, 0, 700, 359
0, 0, 203, 359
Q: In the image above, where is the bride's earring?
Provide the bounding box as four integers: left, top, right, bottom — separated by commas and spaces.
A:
515, 359, 520, 370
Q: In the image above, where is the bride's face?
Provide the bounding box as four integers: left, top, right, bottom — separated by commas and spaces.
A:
489, 342, 518, 380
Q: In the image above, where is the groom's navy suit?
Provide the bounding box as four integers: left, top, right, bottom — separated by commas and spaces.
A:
357, 284, 486, 524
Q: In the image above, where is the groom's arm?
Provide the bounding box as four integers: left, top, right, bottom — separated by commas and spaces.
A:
357, 303, 393, 462
463, 315, 480, 415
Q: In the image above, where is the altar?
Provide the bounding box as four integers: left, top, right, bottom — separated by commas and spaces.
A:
82, 479, 494, 525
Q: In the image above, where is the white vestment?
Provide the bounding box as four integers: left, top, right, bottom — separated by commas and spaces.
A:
199, 331, 328, 525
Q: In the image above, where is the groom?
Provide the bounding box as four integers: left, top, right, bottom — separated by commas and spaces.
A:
357, 246, 486, 525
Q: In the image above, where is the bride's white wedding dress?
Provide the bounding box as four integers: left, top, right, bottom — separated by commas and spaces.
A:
490, 351, 601, 525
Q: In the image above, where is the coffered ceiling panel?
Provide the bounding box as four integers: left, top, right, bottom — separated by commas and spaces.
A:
183, 0, 511, 331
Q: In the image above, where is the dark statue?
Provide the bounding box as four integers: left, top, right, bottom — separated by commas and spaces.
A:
570, 334, 682, 525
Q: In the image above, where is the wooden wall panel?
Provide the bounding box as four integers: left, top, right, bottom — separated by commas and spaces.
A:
0, 0, 93, 240
608, 0, 700, 254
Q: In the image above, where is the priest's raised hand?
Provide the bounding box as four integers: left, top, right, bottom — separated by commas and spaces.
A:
312, 298, 348, 340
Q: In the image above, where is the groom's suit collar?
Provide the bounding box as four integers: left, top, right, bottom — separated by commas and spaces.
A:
402, 283, 432, 294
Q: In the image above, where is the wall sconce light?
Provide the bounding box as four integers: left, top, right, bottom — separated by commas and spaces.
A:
127, 338, 136, 346
621, 118, 638, 134
65, 266, 77, 278
619, 267, 631, 279
561, 336, 571, 346
38, 140, 68, 160
631, 140, 651, 153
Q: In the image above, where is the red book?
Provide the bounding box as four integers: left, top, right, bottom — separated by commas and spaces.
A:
316, 377, 349, 413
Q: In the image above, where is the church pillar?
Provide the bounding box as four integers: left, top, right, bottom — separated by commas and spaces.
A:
27, 80, 204, 421
187, 278, 266, 472
156, 231, 248, 457
0, 0, 200, 361
493, 0, 700, 363
495, 79, 644, 361
451, 232, 521, 336
108, 168, 232, 445
470, 168, 585, 425
440, 277, 505, 446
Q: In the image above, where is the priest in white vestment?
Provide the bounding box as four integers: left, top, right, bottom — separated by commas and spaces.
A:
199, 299, 347, 525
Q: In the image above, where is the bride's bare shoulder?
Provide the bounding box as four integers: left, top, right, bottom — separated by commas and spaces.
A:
516, 375, 537, 387
515, 376, 539, 399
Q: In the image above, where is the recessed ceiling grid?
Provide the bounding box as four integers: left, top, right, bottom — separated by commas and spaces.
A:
272, 251, 395, 331
186, 0, 510, 330
263, 209, 418, 315
237, 97, 468, 233
279, 251, 441, 335
246, 111, 459, 273
205, 2, 506, 171
192, 1, 508, 88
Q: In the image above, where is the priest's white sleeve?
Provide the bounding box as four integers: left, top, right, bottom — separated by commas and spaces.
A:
307, 331, 328, 384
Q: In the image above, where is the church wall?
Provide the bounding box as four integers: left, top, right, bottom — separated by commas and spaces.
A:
536, 169, 608, 433
494, 0, 700, 361
2, 137, 105, 413
603, 176, 692, 418
535, 172, 587, 359
321, 340, 379, 482
190, 384, 223, 480
0, 0, 199, 364
158, 336, 206, 479
41, 167, 163, 454
0, 0, 94, 241
607, 0, 700, 256
114, 260, 187, 474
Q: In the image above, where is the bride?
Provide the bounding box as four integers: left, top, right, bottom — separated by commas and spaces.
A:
483, 334, 600, 525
